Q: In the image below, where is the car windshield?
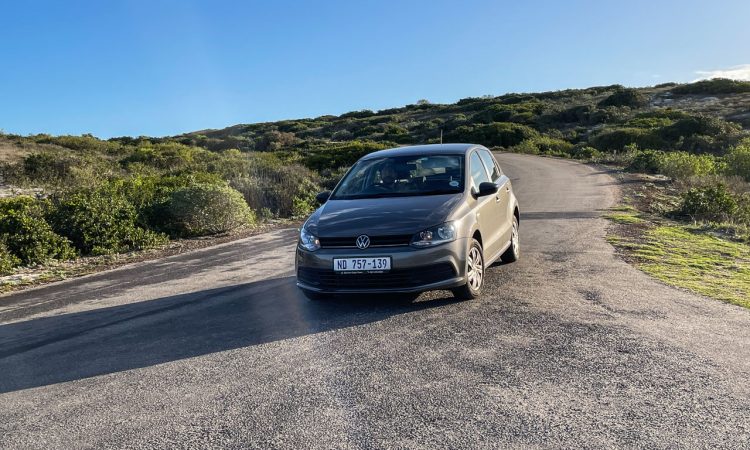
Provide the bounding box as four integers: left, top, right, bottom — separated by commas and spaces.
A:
331, 154, 464, 200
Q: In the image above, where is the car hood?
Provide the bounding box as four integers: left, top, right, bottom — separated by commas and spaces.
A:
307, 194, 463, 237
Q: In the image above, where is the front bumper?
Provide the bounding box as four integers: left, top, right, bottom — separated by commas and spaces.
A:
295, 238, 469, 293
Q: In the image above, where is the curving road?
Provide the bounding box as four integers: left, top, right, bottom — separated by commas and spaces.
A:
1, 154, 749, 448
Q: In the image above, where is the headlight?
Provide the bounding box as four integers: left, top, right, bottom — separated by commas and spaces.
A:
411, 222, 456, 248
299, 226, 320, 251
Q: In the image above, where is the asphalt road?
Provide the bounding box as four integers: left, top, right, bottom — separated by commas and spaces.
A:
1, 154, 750, 449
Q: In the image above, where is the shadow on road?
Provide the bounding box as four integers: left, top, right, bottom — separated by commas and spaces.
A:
0, 277, 455, 393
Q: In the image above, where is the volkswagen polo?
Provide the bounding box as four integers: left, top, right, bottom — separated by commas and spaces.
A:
295, 143, 520, 300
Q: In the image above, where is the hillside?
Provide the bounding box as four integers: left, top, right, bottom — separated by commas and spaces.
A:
0, 78, 749, 281
172, 78, 750, 158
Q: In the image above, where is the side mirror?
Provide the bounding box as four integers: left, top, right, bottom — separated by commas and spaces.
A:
477, 182, 499, 197
315, 191, 331, 204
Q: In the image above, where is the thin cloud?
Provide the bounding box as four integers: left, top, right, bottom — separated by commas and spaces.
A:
694, 64, 750, 82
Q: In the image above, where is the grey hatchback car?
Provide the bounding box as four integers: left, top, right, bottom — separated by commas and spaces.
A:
295, 144, 520, 300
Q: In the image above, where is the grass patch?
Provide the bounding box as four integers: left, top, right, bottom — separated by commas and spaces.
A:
618, 225, 750, 308
609, 204, 638, 212
604, 212, 644, 224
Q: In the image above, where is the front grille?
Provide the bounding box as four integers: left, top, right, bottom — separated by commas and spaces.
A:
318, 234, 412, 248
297, 263, 456, 290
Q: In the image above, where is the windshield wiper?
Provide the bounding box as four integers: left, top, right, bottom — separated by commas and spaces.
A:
332, 190, 460, 200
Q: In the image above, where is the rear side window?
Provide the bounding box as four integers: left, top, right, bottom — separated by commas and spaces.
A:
478, 149, 502, 182
469, 152, 491, 189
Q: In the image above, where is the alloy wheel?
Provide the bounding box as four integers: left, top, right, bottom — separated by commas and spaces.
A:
467, 246, 483, 291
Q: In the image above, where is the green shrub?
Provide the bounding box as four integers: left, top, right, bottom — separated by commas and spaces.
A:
657, 152, 717, 179
723, 140, 750, 181
382, 124, 412, 143
22, 152, 74, 183
550, 105, 591, 124
450, 122, 539, 148
569, 146, 602, 160
625, 117, 674, 129
303, 140, 391, 171
534, 136, 574, 155
511, 139, 540, 155
591, 127, 665, 151
679, 184, 738, 223
48, 187, 167, 255
0, 197, 77, 264
0, 241, 20, 275
671, 78, 750, 95
231, 161, 320, 218
512, 136, 574, 156
256, 131, 297, 151
736, 194, 750, 225
122, 142, 198, 172
473, 104, 515, 123
598, 88, 648, 108
626, 150, 663, 174
33, 134, 121, 153
658, 115, 741, 143
157, 184, 254, 237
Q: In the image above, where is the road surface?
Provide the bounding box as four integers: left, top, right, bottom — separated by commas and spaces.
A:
1, 154, 749, 448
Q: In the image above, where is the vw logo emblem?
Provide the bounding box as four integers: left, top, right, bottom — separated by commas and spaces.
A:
356, 235, 370, 249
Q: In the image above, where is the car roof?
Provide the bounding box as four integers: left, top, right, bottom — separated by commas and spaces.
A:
361, 143, 486, 160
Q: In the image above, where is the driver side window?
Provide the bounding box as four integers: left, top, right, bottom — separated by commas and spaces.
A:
478, 149, 502, 182
469, 152, 491, 190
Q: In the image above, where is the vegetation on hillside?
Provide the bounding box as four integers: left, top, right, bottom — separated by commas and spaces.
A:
1, 77, 749, 277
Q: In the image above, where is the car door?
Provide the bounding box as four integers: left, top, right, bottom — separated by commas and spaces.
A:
478, 148, 512, 249
469, 150, 503, 259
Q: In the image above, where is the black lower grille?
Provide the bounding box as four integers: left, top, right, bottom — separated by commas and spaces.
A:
319, 234, 412, 248
298, 263, 456, 290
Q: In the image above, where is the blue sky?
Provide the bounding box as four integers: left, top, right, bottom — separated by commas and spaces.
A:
1, 0, 749, 138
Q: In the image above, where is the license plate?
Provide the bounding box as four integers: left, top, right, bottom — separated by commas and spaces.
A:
333, 257, 391, 272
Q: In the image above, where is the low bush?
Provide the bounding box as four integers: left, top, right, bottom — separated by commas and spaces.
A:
723, 139, 750, 181
549, 105, 592, 124
657, 152, 717, 179
0, 241, 20, 275
227, 152, 322, 217
737, 194, 750, 225
303, 140, 391, 171
511, 136, 574, 156
626, 150, 663, 174
0, 197, 77, 265
48, 187, 167, 255
33, 134, 121, 153
155, 183, 254, 237
590, 127, 665, 151
122, 142, 197, 172
678, 184, 738, 223
671, 78, 750, 95
658, 115, 741, 143
598, 88, 648, 108
569, 146, 602, 160
22, 152, 75, 183
450, 122, 540, 148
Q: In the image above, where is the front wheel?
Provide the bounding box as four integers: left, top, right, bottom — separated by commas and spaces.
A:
500, 215, 520, 263
452, 238, 484, 300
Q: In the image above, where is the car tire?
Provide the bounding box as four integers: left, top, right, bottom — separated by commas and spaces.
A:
452, 238, 484, 300
500, 215, 520, 264
300, 289, 327, 301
